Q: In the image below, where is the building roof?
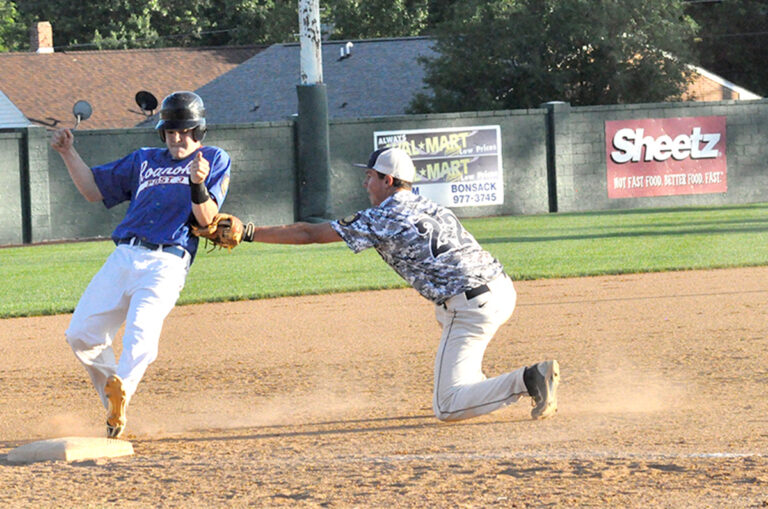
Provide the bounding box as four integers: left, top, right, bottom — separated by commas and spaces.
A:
0, 45, 263, 130
193, 37, 437, 125
1, 36, 759, 131
192, 37, 761, 125
0, 90, 30, 128
683, 64, 762, 101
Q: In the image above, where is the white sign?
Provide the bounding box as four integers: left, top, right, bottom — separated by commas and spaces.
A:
372, 126, 504, 207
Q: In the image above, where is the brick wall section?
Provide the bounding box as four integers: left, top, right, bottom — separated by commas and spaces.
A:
685, 75, 736, 101
30, 22, 53, 53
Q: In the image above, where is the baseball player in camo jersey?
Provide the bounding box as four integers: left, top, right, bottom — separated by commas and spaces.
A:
244, 147, 559, 422
51, 91, 231, 438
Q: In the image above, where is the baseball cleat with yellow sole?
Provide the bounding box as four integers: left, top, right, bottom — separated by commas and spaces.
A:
523, 360, 560, 420
105, 374, 127, 438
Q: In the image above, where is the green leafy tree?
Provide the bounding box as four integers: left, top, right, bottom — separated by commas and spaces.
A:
150, 1, 299, 47
13, 0, 297, 49
0, 0, 23, 51
89, 5, 162, 49
423, 0, 462, 30
198, 1, 299, 45
6, 0, 441, 51
686, 0, 768, 97
410, 0, 698, 112
15, 0, 166, 49
325, 0, 429, 40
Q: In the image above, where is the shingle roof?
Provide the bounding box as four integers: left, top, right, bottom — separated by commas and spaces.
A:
194, 37, 437, 125
0, 90, 30, 128
4, 37, 755, 132
0, 45, 263, 129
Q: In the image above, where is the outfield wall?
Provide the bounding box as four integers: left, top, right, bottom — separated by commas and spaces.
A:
0, 131, 25, 245
4, 122, 295, 244
550, 100, 768, 212
1, 98, 767, 245
328, 110, 549, 219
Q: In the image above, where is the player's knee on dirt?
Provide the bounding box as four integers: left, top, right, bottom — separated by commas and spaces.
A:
433, 401, 465, 422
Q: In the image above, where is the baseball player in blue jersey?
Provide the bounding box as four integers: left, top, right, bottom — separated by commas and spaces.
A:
244, 147, 559, 422
51, 91, 231, 438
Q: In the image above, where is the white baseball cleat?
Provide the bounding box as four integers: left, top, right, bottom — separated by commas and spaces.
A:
523, 360, 560, 420
105, 375, 127, 438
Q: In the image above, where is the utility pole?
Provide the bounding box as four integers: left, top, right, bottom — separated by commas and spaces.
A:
296, 0, 331, 221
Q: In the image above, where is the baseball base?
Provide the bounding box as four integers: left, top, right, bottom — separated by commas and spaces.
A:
7, 437, 134, 464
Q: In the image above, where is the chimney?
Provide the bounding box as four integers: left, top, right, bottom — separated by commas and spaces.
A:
31, 21, 54, 54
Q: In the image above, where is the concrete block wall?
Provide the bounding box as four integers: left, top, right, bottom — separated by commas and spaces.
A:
327, 109, 550, 220
42, 128, 134, 242
553, 99, 768, 212
3, 98, 768, 245
33, 121, 296, 243
0, 131, 25, 245
207, 121, 296, 226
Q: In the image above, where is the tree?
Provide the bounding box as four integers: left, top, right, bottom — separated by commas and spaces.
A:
156, 1, 299, 47
423, 0, 462, 30
325, 0, 429, 40
409, 0, 698, 113
4, 0, 438, 51
15, 0, 166, 49
0, 0, 23, 51
686, 0, 768, 97
11, 0, 296, 50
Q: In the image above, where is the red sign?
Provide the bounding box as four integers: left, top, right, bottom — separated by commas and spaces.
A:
605, 116, 727, 198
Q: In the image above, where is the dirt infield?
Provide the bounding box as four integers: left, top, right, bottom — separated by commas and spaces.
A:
1, 267, 768, 507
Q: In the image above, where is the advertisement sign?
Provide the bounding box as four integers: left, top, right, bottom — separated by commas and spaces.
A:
372, 126, 503, 207
605, 116, 727, 198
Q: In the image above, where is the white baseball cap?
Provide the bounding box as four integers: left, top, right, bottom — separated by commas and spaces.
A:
353, 147, 416, 183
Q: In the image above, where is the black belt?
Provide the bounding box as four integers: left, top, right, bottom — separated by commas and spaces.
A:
117, 238, 187, 259
465, 284, 490, 300
464, 272, 508, 300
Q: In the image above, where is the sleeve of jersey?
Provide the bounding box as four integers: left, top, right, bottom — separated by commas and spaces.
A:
330, 209, 380, 254
204, 148, 232, 206
91, 151, 137, 209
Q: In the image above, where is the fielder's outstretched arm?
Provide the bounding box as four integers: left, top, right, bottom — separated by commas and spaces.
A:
247, 222, 341, 245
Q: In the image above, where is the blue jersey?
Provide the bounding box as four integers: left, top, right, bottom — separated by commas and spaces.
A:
92, 146, 231, 258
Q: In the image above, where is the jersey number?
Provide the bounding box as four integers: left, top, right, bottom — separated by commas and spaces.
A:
414, 212, 472, 258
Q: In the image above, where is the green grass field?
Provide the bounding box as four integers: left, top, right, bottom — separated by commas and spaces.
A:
1, 203, 767, 318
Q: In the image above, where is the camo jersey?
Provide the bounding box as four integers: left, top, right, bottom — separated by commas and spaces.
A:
330, 191, 504, 304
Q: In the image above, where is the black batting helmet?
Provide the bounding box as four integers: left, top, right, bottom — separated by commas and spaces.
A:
155, 91, 207, 142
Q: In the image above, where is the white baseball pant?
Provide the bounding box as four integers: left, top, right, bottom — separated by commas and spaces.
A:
433, 273, 528, 421
66, 244, 189, 410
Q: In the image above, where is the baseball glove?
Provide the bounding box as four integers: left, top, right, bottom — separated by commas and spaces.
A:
190, 213, 245, 250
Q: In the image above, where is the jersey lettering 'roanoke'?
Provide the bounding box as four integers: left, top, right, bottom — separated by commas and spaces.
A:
137, 159, 194, 196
